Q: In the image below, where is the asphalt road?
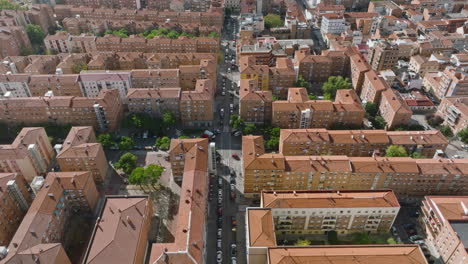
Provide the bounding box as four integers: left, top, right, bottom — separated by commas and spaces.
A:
205, 15, 244, 264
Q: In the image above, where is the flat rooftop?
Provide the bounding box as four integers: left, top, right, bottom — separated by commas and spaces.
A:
450, 221, 468, 249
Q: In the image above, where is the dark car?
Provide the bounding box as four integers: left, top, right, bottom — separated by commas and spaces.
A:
218, 207, 223, 216
231, 154, 240, 160
230, 169, 236, 177
230, 177, 236, 184
217, 217, 223, 227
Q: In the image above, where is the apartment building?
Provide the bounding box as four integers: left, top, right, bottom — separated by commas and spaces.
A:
409, 55, 440, 77
295, 50, 350, 84
420, 196, 468, 264
127, 88, 181, 118
45, 32, 220, 54
379, 88, 412, 129
28, 75, 82, 97
0, 127, 54, 182
56, 127, 108, 184
349, 53, 371, 95
53, 6, 223, 27
83, 196, 153, 264
179, 79, 214, 127
0, 74, 31, 98
239, 79, 273, 125
0, 27, 32, 59
431, 68, 468, 100
261, 190, 399, 236
272, 88, 365, 129
246, 207, 426, 264
360, 70, 390, 104
0, 171, 98, 263
0, 89, 123, 132
239, 56, 296, 97
437, 96, 468, 134
242, 135, 468, 198
368, 41, 399, 71
79, 72, 132, 102
150, 138, 209, 263
0, 173, 32, 246
279, 129, 448, 157
320, 13, 348, 36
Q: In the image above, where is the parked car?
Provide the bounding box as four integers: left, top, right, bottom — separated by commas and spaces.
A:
233, 131, 242, 137
217, 217, 223, 227
230, 177, 236, 184
218, 177, 223, 187
231, 153, 240, 160
217, 239, 222, 249
218, 207, 223, 216
409, 235, 424, 241
391, 226, 397, 236
217, 251, 222, 263
231, 244, 237, 256
230, 169, 236, 176
217, 228, 222, 239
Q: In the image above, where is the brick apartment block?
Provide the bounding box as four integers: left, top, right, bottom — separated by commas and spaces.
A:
0, 128, 54, 182
52, 6, 223, 27
0, 173, 32, 246
295, 49, 350, 84
1, 171, 98, 263
246, 202, 425, 264
437, 96, 468, 134
259, 190, 400, 235
127, 79, 214, 127
0, 89, 123, 132
150, 138, 209, 263
0, 27, 32, 59
82, 196, 153, 264
239, 79, 273, 124
423, 68, 468, 100
272, 88, 365, 129
242, 135, 468, 198
239, 56, 296, 97
279, 129, 448, 157
44, 33, 220, 54
379, 88, 412, 129
367, 41, 399, 72
420, 196, 468, 264
56, 127, 108, 184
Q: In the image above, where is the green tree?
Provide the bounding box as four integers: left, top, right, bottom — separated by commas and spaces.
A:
385, 145, 408, 157
25, 24, 45, 45
155, 136, 171, 151
351, 232, 371, 244
115, 152, 137, 174
97, 133, 114, 148
71, 61, 88, 74
272, 95, 279, 101
118, 136, 134, 150
322, 76, 352, 100
410, 152, 426, 159
265, 137, 279, 150
167, 30, 180, 39
308, 94, 317, 100
440, 125, 454, 138
231, 115, 244, 130
128, 167, 145, 185
264, 14, 283, 28
295, 75, 311, 90
19, 46, 34, 56
294, 240, 311, 246
144, 164, 164, 184
327, 230, 339, 245
162, 111, 176, 128
458, 128, 468, 144
0, 0, 27, 10
243, 124, 256, 135
426, 114, 443, 127
270, 127, 280, 137
372, 116, 387, 129
208, 32, 220, 38
178, 136, 190, 139
364, 102, 378, 117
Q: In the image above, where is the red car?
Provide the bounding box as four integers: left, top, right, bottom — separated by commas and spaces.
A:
231, 153, 240, 160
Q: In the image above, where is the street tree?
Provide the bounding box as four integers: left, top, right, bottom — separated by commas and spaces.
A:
440, 125, 454, 138
97, 133, 114, 148
144, 164, 164, 185
243, 124, 256, 135
384, 145, 408, 157
162, 111, 176, 128
364, 102, 378, 117
118, 136, 134, 150
155, 136, 171, 151
128, 167, 145, 185
322, 76, 352, 100
458, 128, 468, 143
115, 152, 137, 174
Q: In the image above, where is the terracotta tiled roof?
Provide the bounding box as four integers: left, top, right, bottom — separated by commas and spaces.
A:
247, 209, 276, 247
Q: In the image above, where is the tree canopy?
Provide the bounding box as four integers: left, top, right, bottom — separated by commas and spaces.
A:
25, 24, 45, 46
322, 76, 352, 100
155, 136, 171, 151
105, 28, 129, 38
243, 124, 256, 135
364, 102, 378, 117
0, 0, 27, 10
294, 240, 312, 246
128, 164, 164, 185
118, 136, 134, 150
230, 115, 244, 130
458, 128, 468, 144
384, 145, 408, 157
97, 133, 114, 148
440, 125, 454, 138
115, 152, 137, 174
162, 111, 176, 128
71, 61, 88, 74
264, 14, 283, 28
